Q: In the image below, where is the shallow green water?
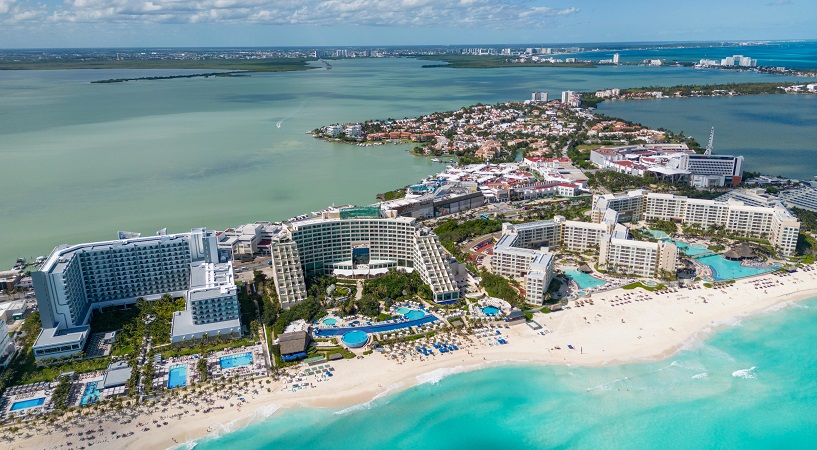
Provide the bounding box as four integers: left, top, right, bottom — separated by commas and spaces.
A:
0, 59, 812, 263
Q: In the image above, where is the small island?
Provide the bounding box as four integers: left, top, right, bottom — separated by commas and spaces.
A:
91, 71, 250, 83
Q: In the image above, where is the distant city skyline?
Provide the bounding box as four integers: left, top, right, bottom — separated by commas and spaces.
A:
0, 0, 814, 48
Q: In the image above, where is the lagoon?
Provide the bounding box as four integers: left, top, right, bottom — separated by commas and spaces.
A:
0, 59, 813, 263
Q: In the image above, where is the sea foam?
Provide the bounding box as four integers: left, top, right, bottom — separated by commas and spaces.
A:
333, 382, 403, 415
415, 365, 472, 385
732, 366, 758, 379
208, 404, 282, 438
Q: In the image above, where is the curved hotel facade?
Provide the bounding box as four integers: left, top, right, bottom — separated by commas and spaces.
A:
269, 207, 459, 307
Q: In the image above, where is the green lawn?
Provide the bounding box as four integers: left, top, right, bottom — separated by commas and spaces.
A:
622, 281, 667, 292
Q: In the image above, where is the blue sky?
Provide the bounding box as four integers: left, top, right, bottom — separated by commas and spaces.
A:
0, 0, 814, 48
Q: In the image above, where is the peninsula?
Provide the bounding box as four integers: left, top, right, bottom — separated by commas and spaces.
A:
2, 70, 817, 450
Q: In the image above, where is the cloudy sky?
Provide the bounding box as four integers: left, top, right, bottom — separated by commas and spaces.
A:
0, 0, 814, 48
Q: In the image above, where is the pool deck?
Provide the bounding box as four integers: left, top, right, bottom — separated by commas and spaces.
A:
1, 383, 54, 419
206, 345, 267, 380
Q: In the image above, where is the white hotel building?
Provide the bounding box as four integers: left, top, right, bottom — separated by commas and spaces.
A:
492, 214, 629, 304
268, 207, 459, 307
598, 237, 677, 278
32, 229, 241, 360
592, 190, 801, 257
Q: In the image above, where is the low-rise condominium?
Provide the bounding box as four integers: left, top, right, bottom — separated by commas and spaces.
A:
592, 190, 800, 257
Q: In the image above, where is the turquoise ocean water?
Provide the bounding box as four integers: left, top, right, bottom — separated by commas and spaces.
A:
195, 297, 817, 449
568, 40, 817, 69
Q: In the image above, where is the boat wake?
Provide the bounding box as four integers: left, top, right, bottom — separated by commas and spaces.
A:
276, 100, 307, 129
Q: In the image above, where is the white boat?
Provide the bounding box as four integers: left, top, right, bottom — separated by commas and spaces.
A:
431, 158, 441, 162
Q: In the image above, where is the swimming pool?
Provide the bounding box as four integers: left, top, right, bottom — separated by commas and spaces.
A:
645, 229, 669, 239
168, 365, 187, 389
321, 317, 338, 326
219, 352, 253, 369
313, 314, 438, 337
9, 397, 45, 411
564, 269, 608, 289
396, 307, 425, 320
670, 240, 711, 256
80, 381, 102, 405
697, 254, 777, 281
482, 306, 500, 316
405, 310, 425, 320
341, 330, 369, 348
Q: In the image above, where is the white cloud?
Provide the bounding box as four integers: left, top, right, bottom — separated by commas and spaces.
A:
0, 0, 579, 28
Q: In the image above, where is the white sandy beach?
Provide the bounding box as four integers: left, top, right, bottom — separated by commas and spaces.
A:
9, 266, 817, 450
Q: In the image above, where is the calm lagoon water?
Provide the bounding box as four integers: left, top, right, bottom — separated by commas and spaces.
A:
0, 59, 814, 263
196, 297, 817, 450
597, 94, 817, 180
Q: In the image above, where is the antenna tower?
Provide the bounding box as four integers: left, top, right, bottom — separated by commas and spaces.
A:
704, 127, 715, 156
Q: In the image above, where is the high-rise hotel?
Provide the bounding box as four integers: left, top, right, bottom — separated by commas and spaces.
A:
32, 229, 241, 360
268, 207, 460, 307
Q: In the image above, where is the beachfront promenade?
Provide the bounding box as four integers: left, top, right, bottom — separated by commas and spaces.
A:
5, 264, 817, 449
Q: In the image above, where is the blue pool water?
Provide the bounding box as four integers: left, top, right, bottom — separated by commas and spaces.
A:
314, 314, 438, 337
395, 307, 411, 315
321, 317, 338, 326
482, 306, 500, 316
341, 330, 369, 348
220, 352, 253, 369
9, 397, 45, 411
645, 229, 669, 239
404, 310, 426, 320
564, 269, 608, 289
644, 230, 711, 256
696, 254, 777, 281
168, 365, 188, 389
80, 381, 102, 405
670, 240, 711, 256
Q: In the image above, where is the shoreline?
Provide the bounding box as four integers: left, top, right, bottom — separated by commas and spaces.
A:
8, 267, 817, 450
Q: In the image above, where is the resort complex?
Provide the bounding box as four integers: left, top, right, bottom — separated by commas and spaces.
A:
268, 206, 460, 306
2, 79, 817, 450
591, 189, 801, 256
30, 228, 241, 360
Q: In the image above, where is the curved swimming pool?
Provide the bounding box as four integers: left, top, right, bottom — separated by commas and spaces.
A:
341, 330, 369, 348
321, 317, 338, 326
697, 254, 777, 281
564, 269, 608, 289
482, 306, 500, 316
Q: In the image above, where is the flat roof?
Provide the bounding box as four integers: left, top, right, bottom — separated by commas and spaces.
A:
34, 325, 90, 348
170, 309, 240, 338
42, 233, 191, 275
102, 361, 132, 389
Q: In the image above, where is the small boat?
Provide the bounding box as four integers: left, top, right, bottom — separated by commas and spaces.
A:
431, 158, 441, 162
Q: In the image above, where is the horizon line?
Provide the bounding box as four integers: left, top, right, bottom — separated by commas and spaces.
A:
1, 39, 815, 52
